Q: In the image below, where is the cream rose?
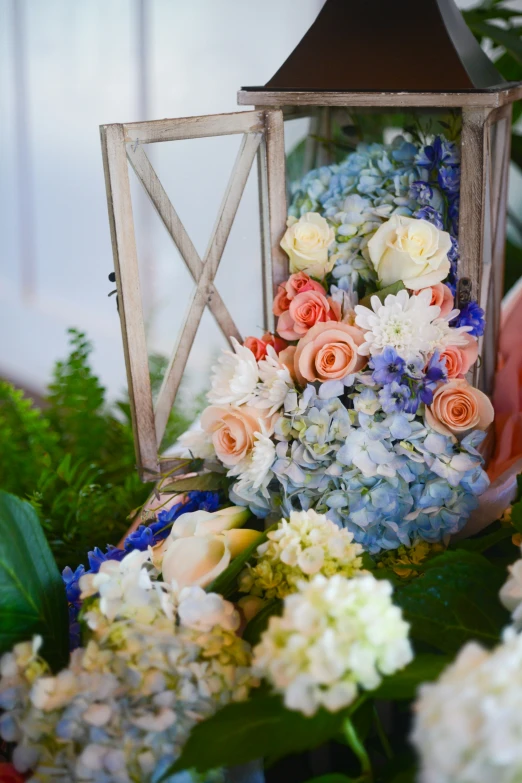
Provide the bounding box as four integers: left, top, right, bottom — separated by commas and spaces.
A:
294, 321, 367, 385
281, 213, 335, 279
425, 378, 494, 437
368, 215, 452, 291
200, 405, 268, 468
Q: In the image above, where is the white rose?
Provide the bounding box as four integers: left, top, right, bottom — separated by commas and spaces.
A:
281, 212, 335, 279
368, 215, 451, 291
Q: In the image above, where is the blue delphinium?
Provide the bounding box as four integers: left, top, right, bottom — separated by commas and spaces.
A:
409, 180, 433, 205
379, 382, 411, 414
413, 206, 444, 230
452, 301, 485, 337
370, 347, 405, 385
124, 524, 154, 552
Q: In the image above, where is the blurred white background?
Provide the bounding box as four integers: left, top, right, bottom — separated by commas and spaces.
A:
0, 0, 519, 403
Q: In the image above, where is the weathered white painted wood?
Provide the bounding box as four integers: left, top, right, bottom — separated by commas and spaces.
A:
123, 110, 265, 145
100, 123, 158, 476
126, 144, 241, 345
238, 85, 522, 109
264, 110, 288, 295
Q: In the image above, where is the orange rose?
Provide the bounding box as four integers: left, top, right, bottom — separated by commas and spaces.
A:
425, 378, 494, 437
273, 286, 291, 316
243, 336, 268, 361
277, 291, 338, 341
261, 331, 288, 355
201, 405, 269, 468
285, 271, 325, 299
279, 345, 298, 381
439, 334, 479, 379
415, 283, 454, 318
294, 321, 367, 385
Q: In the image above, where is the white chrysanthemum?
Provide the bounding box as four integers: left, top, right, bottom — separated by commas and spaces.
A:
207, 337, 259, 406
355, 288, 441, 360
240, 509, 364, 600
500, 548, 522, 629
412, 631, 522, 783
1, 553, 256, 782
231, 429, 276, 491
254, 347, 294, 415
253, 573, 412, 716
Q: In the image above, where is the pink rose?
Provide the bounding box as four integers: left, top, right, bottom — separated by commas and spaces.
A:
425, 378, 494, 437
439, 334, 479, 379
415, 283, 454, 318
294, 321, 367, 385
261, 331, 288, 355
243, 336, 268, 361
273, 286, 291, 316
277, 290, 338, 341
201, 405, 269, 468
285, 271, 325, 299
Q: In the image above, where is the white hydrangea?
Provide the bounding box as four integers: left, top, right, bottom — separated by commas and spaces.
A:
240, 509, 364, 600
500, 548, 522, 629
207, 337, 259, 406
253, 573, 413, 716
254, 347, 294, 416
412, 631, 522, 783
0, 553, 256, 782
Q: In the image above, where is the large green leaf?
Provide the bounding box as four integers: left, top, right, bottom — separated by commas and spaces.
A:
371, 654, 449, 701
359, 281, 405, 309
394, 550, 509, 655
161, 472, 229, 493
167, 694, 356, 776
0, 491, 69, 671
467, 20, 522, 64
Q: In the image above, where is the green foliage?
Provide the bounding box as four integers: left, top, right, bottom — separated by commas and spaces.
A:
0, 329, 193, 571
370, 654, 449, 701
205, 527, 266, 599
243, 599, 283, 646
0, 492, 69, 672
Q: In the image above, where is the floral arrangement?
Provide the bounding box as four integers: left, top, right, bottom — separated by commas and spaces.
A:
182, 134, 493, 554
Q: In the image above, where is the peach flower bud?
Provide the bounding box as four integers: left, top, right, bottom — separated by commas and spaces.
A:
425, 378, 494, 437
243, 336, 268, 361
439, 333, 479, 379
415, 283, 454, 318
200, 405, 267, 468
285, 271, 325, 299
277, 290, 338, 342
261, 331, 288, 354
294, 321, 367, 385
273, 286, 291, 316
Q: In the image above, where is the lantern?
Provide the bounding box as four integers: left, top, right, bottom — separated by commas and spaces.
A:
101, 0, 521, 481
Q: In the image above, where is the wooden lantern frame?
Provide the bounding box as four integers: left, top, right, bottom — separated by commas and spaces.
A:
101, 110, 287, 481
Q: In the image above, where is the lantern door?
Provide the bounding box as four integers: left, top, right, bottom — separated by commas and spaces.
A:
101, 110, 288, 481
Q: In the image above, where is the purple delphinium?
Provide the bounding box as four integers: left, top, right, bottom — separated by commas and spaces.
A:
413, 206, 444, 230
409, 180, 434, 205
379, 382, 411, 414
370, 347, 406, 385
452, 301, 485, 337
416, 137, 460, 171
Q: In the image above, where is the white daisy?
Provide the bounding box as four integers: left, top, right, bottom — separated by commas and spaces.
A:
207, 337, 259, 406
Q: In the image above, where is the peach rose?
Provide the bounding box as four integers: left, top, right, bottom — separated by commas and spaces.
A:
439, 333, 479, 379
201, 405, 268, 468
243, 336, 268, 361
425, 378, 494, 437
294, 321, 367, 385
416, 283, 454, 318
285, 272, 325, 299
279, 345, 298, 381
261, 331, 288, 355
277, 290, 338, 341
273, 286, 291, 316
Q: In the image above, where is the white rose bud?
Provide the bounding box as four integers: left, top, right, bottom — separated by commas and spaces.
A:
368, 215, 451, 291
281, 212, 335, 279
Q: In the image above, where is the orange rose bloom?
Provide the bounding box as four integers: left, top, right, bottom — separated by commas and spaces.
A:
294, 321, 367, 385
425, 378, 494, 437
201, 406, 268, 467
277, 290, 338, 341
285, 271, 325, 299
261, 331, 288, 355
439, 333, 479, 379
243, 336, 268, 361
415, 283, 454, 318
273, 286, 291, 316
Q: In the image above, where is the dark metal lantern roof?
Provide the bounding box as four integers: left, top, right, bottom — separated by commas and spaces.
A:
243, 0, 505, 93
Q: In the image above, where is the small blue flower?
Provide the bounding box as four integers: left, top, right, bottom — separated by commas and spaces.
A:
448, 196, 460, 234
124, 524, 154, 552
87, 545, 125, 574
425, 351, 447, 385
413, 206, 444, 230
62, 564, 85, 605
438, 165, 460, 195
409, 180, 433, 205
156, 490, 220, 526
452, 301, 485, 337
379, 382, 411, 414
370, 347, 406, 385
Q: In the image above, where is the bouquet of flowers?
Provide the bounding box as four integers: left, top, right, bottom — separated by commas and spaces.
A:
182, 134, 493, 554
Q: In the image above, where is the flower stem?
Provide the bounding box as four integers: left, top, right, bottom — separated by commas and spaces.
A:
343, 717, 373, 782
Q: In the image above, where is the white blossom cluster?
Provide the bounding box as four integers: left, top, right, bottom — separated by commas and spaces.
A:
253, 573, 412, 717
0, 551, 256, 783
412, 631, 522, 783
239, 509, 364, 600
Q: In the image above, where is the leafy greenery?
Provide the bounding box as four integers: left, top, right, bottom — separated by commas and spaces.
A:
0, 492, 69, 672
0, 329, 193, 571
